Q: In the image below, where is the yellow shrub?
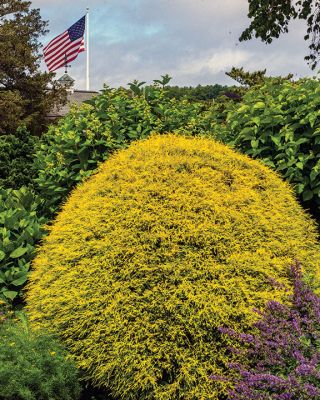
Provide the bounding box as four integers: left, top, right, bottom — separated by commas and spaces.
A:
26, 134, 320, 399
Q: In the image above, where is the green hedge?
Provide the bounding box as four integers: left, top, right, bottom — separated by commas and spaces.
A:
215, 78, 320, 219
0, 187, 45, 303
0, 127, 37, 190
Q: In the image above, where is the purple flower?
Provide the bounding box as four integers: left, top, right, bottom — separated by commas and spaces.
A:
211, 260, 320, 399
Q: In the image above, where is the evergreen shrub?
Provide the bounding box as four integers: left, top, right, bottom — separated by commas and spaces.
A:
27, 135, 320, 399
215, 78, 320, 219
0, 320, 81, 400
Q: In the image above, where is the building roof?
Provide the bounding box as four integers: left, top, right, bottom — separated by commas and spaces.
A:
57, 73, 75, 86
47, 89, 98, 119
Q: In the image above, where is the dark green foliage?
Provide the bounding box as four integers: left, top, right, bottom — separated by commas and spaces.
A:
34, 84, 214, 217
0, 187, 45, 304
216, 78, 320, 219
241, 0, 320, 69
0, 127, 37, 189
0, 0, 66, 136
226, 67, 293, 88
0, 320, 81, 400
153, 73, 172, 88
164, 83, 228, 101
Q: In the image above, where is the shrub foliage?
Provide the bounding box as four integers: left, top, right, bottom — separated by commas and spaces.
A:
0, 127, 37, 189
0, 187, 44, 303
216, 78, 320, 219
0, 320, 81, 400
26, 135, 320, 399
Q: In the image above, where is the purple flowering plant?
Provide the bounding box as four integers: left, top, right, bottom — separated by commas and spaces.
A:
212, 261, 320, 399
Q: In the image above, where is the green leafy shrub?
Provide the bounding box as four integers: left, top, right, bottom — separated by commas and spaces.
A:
27, 135, 320, 400
0, 126, 38, 189
34, 84, 214, 217
0, 187, 45, 304
215, 78, 320, 219
0, 320, 81, 400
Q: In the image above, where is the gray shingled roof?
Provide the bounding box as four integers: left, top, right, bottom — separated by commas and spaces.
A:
47, 90, 98, 119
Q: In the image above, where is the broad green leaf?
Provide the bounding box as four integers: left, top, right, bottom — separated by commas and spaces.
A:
10, 247, 28, 259
3, 290, 18, 300
253, 101, 265, 109
296, 183, 305, 194
296, 162, 304, 170
310, 170, 318, 182
11, 275, 28, 286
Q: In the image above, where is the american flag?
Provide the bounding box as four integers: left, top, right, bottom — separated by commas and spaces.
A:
44, 16, 86, 72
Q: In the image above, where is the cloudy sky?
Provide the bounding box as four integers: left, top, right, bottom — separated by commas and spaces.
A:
31, 0, 315, 91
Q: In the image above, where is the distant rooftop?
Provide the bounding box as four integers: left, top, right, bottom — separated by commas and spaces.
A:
47, 90, 98, 119
47, 73, 98, 119
57, 73, 75, 86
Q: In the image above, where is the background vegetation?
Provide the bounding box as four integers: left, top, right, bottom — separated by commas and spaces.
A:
0, 0, 66, 136
215, 77, 320, 219
0, 126, 38, 189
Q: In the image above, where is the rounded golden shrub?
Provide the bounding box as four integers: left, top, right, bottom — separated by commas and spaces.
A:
26, 134, 320, 400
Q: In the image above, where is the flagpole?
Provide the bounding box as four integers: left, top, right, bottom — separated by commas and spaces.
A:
86, 7, 90, 91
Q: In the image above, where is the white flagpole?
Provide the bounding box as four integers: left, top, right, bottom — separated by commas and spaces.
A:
86, 7, 90, 91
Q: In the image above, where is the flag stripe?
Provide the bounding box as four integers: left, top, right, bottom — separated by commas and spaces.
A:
45, 37, 83, 67
43, 16, 86, 72
44, 38, 71, 63
48, 45, 82, 71
44, 34, 70, 58
47, 38, 84, 69
43, 31, 69, 52
50, 48, 85, 72
48, 40, 85, 71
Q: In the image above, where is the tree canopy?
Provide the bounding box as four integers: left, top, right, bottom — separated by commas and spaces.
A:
226, 67, 293, 87
0, 0, 66, 135
164, 84, 228, 101
241, 0, 320, 69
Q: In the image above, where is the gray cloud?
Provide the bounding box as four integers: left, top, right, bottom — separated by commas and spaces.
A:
31, 0, 314, 90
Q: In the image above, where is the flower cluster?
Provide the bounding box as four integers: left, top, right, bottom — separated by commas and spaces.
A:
214, 261, 320, 399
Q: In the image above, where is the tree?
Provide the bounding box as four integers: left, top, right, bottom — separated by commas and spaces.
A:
241, 0, 320, 69
0, 0, 66, 135
226, 67, 293, 87
164, 83, 228, 101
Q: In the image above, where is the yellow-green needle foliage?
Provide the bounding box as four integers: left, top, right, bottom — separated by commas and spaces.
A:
26, 135, 320, 400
